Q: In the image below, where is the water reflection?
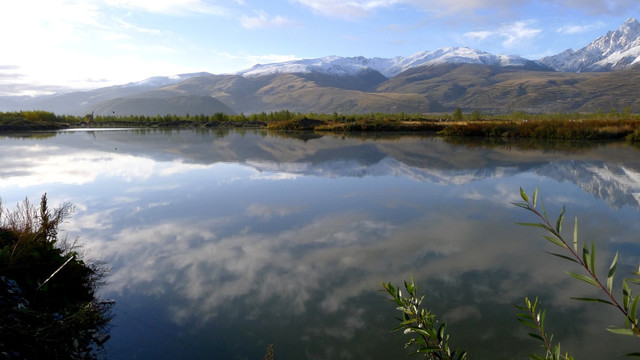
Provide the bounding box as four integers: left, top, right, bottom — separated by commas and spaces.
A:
1, 129, 639, 359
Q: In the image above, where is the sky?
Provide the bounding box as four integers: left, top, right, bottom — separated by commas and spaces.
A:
1, 0, 639, 96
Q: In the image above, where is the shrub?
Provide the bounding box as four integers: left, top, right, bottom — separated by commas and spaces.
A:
0, 194, 112, 360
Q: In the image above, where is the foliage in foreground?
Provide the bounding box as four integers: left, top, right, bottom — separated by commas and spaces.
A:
515, 188, 640, 338
384, 188, 640, 359
0, 194, 112, 359
382, 277, 467, 360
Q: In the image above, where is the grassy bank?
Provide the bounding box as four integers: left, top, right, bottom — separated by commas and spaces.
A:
0, 195, 112, 359
2, 110, 640, 141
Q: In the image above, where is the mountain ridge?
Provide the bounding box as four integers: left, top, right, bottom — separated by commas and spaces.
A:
236, 47, 545, 78
2, 18, 640, 116
540, 18, 640, 72
237, 18, 640, 77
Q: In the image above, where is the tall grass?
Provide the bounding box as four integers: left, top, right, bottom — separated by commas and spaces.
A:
0, 194, 112, 359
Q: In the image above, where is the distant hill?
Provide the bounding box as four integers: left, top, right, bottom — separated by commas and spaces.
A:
90, 95, 235, 116
3, 18, 640, 115
378, 63, 640, 112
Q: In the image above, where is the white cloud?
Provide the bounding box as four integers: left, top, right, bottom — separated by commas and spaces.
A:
239, 11, 297, 29
556, 22, 604, 34
103, 0, 227, 15
464, 20, 542, 48
292, 0, 401, 19
465, 30, 493, 41
502, 21, 542, 47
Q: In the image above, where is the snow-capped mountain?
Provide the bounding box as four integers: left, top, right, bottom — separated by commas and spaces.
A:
540, 18, 640, 72
237, 19, 640, 78
237, 47, 537, 78
383, 47, 537, 75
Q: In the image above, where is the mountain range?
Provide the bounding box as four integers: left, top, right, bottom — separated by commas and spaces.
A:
3, 18, 640, 116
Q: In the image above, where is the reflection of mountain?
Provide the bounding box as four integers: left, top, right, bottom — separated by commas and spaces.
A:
15, 129, 640, 209
247, 157, 521, 185
537, 161, 640, 209
248, 156, 640, 208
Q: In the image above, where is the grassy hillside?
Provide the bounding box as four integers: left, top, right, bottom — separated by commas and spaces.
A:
7, 63, 640, 116
89, 95, 235, 116
378, 64, 640, 113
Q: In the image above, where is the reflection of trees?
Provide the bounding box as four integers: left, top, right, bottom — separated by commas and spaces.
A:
442, 136, 603, 152
0, 132, 58, 140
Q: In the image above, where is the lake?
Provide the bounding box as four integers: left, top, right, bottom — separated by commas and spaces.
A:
1, 129, 639, 359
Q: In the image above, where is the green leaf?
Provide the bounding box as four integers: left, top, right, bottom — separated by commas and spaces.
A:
516, 318, 539, 329
626, 352, 640, 357
630, 295, 639, 324
512, 202, 530, 210
573, 217, 578, 253
400, 318, 418, 325
607, 327, 635, 336
532, 187, 538, 208
566, 271, 599, 287
528, 333, 545, 342
543, 235, 568, 249
437, 323, 446, 342
570, 297, 614, 305
410, 327, 435, 339
520, 187, 529, 202
545, 251, 579, 264
556, 205, 565, 233
608, 252, 618, 294
582, 244, 590, 271
624, 279, 632, 311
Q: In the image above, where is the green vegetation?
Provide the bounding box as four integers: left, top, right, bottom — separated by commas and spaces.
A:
514, 188, 640, 340
384, 188, 640, 359
0, 111, 71, 131
515, 297, 574, 360
0, 194, 112, 359
2, 109, 640, 142
382, 277, 467, 360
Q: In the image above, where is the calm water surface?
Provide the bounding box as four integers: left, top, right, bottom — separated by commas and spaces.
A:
2, 129, 640, 359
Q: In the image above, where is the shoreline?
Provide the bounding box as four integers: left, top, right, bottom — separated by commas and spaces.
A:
1, 110, 639, 142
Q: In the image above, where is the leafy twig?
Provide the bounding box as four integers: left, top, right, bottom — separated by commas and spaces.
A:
382, 276, 467, 360
515, 297, 574, 360
514, 187, 640, 341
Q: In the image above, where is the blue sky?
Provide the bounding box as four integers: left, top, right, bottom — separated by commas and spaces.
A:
1, 0, 639, 95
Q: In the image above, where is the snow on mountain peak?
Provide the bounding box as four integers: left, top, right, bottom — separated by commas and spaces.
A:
540, 18, 640, 72
237, 47, 532, 78
236, 19, 640, 78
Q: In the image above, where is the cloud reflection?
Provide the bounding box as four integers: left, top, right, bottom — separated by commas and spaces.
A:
4, 130, 640, 358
